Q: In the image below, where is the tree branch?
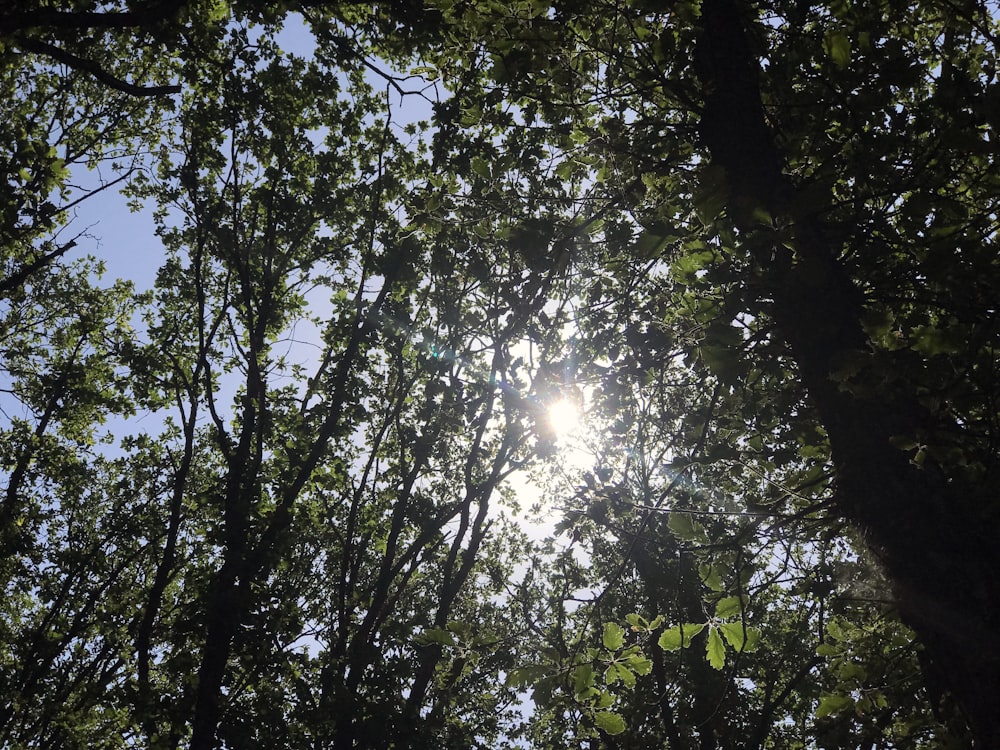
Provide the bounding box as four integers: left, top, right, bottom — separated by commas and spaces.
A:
0, 2, 184, 33
16, 37, 180, 96
0, 237, 76, 296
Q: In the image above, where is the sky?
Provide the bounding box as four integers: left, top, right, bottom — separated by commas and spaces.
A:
67, 170, 162, 290
43, 11, 594, 549
65, 14, 322, 290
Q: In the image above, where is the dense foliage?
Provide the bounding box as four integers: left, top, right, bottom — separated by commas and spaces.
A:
2, 1, 998, 748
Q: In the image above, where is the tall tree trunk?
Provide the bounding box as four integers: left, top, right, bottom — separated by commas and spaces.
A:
691, 0, 1000, 745
188, 561, 247, 750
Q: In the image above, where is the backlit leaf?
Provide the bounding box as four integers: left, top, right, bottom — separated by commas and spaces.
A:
706, 626, 726, 670
594, 711, 626, 735
603, 621, 625, 651
657, 623, 705, 651
825, 32, 851, 68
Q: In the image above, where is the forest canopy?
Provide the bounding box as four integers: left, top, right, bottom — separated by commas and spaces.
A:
2, 1, 999, 748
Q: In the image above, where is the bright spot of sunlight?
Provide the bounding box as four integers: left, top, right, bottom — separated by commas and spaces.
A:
547, 395, 582, 439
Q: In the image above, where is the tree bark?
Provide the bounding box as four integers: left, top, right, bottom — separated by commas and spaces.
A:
692, 0, 1000, 745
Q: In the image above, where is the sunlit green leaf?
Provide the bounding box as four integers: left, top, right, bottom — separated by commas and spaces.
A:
699, 563, 724, 591
714, 595, 746, 619
719, 621, 759, 652
594, 711, 626, 735
657, 623, 705, 651
573, 664, 596, 697
603, 621, 625, 650
624, 653, 653, 675
706, 627, 726, 670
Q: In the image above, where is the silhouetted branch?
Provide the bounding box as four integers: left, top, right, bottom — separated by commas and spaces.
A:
0, 2, 183, 33
17, 37, 180, 96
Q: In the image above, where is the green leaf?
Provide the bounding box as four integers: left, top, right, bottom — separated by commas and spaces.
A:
889, 435, 919, 451
624, 653, 653, 675
714, 595, 745, 619
608, 662, 636, 688
693, 164, 729, 225
625, 613, 647, 630
700, 345, 742, 383
634, 230, 670, 258
657, 623, 705, 651
506, 665, 549, 688
699, 563, 724, 592
555, 160, 575, 180
837, 662, 868, 682
824, 31, 851, 68
573, 663, 596, 696
447, 620, 472, 638
415, 628, 456, 647
603, 622, 625, 651
706, 626, 726, 670
594, 711, 626, 735
719, 621, 759, 651
615, 664, 635, 689
694, 187, 727, 225
816, 693, 854, 718
667, 511, 707, 543
470, 156, 491, 179
910, 324, 963, 356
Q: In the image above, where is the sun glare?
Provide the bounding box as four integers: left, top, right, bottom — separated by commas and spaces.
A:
547, 397, 582, 438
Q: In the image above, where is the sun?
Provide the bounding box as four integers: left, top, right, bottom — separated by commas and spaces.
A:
547, 396, 582, 438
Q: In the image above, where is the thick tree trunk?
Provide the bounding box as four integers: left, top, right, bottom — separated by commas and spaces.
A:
692, 1, 1000, 745
188, 562, 247, 750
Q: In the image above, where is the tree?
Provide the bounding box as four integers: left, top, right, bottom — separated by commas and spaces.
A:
4, 0, 1000, 748
418, 0, 1000, 745
504, 251, 955, 748
690, 7, 1000, 743
1, 4, 569, 747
